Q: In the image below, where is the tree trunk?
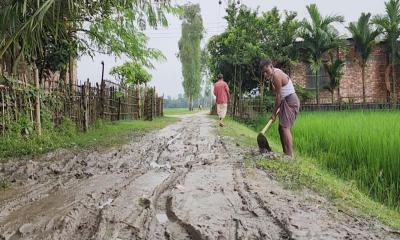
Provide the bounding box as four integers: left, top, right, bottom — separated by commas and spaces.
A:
331, 91, 334, 104
362, 65, 366, 103
233, 65, 237, 117
392, 48, 397, 108
69, 56, 74, 91
315, 71, 320, 108
337, 85, 341, 109
188, 95, 193, 111
259, 71, 264, 112
33, 63, 41, 136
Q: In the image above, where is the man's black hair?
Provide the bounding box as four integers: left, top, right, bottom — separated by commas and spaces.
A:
259, 59, 273, 69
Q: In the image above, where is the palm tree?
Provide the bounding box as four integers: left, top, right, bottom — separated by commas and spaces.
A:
373, 0, 400, 107
298, 4, 344, 107
348, 13, 380, 103
324, 52, 344, 104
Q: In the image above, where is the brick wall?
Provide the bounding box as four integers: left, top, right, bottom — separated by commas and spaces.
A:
291, 43, 398, 104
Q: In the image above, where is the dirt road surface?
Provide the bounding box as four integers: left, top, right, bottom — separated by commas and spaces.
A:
1, 113, 399, 240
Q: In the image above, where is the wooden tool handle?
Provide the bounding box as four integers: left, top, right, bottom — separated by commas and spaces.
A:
260, 108, 280, 134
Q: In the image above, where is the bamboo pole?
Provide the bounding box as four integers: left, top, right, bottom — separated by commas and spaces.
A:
153, 86, 156, 118
1, 89, 5, 135
137, 84, 141, 119
33, 63, 42, 136
84, 79, 90, 131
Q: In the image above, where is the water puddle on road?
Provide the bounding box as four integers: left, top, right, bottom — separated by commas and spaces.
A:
156, 213, 169, 224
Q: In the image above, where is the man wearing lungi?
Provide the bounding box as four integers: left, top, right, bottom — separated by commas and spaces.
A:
260, 60, 300, 158
213, 73, 230, 127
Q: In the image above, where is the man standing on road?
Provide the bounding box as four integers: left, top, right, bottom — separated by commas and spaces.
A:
213, 73, 230, 127
260, 60, 300, 158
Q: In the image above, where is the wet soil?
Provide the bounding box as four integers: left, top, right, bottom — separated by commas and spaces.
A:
0, 113, 398, 240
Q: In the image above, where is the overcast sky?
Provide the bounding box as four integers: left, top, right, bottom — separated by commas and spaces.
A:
77, 0, 386, 98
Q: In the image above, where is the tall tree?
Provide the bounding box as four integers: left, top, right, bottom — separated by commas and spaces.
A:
373, 0, 400, 107
324, 51, 344, 104
178, 4, 204, 111
348, 13, 380, 103
298, 4, 344, 107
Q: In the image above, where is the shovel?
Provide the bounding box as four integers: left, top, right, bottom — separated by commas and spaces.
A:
257, 108, 280, 152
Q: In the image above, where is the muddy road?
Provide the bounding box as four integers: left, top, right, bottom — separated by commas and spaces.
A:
0, 113, 398, 240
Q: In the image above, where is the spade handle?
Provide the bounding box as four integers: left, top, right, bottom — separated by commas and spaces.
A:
261, 108, 280, 134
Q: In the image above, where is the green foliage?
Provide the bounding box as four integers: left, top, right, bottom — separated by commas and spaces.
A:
163, 94, 188, 108
0, 0, 174, 74
298, 4, 345, 105
255, 111, 400, 210
348, 13, 380, 103
348, 13, 380, 66
294, 83, 314, 103
372, 0, 400, 105
216, 117, 400, 230
0, 118, 72, 159
0, 179, 10, 191
178, 3, 204, 110
88, 9, 166, 67
0, 116, 177, 160
110, 62, 152, 86
206, 4, 300, 93
323, 52, 344, 102
163, 108, 199, 115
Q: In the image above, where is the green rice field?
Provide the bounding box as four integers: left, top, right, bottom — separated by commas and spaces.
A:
255, 111, 400, 209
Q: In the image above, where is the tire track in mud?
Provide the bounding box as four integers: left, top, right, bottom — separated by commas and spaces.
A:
220, 132, 291, 239
167, 116, 289, 240
232, 167, 292, 239
0, 121, 187, 240
89, 117, 205, 239
140, 118, 209, 240
1, 113, 399, 240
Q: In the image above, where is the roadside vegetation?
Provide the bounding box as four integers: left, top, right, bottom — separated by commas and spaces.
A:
218, 117, 400, 229
164, 108, 202, 116
0, 117, 177, 160
254, 111, 400, 210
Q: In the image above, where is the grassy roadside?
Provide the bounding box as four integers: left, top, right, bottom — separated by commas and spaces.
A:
164, 108, 203, 116
216, 117, 400, 230
0, 117, 177, 161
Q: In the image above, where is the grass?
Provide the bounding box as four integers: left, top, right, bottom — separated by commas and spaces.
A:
216, 117, 400, 230
163, 108, 202, 116
0, 117, 177, 161
254, 111, 400, 210
0, 179, 10, 191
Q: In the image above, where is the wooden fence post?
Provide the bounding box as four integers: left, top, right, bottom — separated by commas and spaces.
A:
33, 63, 42, 136
153, 86, 156, 118
137, 84, 141, 119
161, 95, 164, 116
86, 79, 90, 131
1, 89, 5, 135
100, 79, 105, 119
118, 87, 121, 121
